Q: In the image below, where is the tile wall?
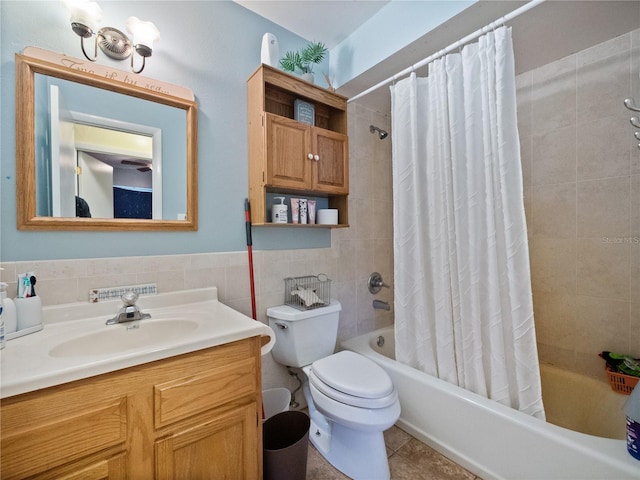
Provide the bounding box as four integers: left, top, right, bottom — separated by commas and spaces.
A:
517, 28, 640, 379
0, 102, 394, 390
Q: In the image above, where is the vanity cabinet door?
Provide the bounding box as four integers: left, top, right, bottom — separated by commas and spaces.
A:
0, 390, 129, 479
155, 402, 260, 480
54, 453, 128, 480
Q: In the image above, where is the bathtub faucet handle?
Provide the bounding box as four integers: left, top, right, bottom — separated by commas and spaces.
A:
368, 272, 390, 294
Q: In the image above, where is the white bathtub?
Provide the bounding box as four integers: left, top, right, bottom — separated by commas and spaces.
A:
341, 326, 640, 480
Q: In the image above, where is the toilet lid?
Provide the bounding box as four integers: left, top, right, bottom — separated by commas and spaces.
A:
310, 351, 394, 399
309, 369, 398, 409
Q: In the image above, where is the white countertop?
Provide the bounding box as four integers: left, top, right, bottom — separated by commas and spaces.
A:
0, 288, 274, 398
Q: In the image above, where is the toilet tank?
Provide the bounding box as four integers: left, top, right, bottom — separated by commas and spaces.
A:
267, 300, 341, 367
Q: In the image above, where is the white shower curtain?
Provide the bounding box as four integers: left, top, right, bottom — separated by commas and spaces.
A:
390, 27, 544, 419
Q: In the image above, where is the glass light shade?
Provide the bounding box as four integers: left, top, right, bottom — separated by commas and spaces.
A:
65, 0, 102, 32
125, 16, 160, 51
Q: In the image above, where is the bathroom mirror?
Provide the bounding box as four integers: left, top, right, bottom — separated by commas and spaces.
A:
15, 50, 198, 231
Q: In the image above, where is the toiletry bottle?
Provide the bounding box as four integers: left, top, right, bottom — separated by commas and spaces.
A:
271, 196, 288, 224
291, 198, 300, 224
0, 297, 4, 350
299, 198, 308, 224
627, 384, 640, 461
0, 283, 17, 336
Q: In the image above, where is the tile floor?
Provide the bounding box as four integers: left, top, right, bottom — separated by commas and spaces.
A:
305, 425, 482, 480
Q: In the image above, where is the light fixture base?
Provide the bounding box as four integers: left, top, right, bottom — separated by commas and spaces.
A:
134, 44, 152, 58
71, 22, 93, 38
97, 27, 132, 60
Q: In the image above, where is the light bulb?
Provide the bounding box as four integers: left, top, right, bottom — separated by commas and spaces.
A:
125, 16, 160, 57
65, 0, 102, 36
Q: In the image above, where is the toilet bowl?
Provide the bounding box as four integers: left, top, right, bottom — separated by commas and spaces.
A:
267, 301, 401, 479
305, 351, 400, 431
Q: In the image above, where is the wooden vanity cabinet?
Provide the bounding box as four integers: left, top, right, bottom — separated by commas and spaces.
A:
248, 64, 349, 227
0, 337, 262, 479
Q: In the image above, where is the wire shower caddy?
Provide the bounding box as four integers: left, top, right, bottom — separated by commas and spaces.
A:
284, 274, 331, 310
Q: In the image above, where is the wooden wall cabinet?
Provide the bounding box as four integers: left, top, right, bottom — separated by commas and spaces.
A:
248, 64, 349, 227
1, 338, 262, 479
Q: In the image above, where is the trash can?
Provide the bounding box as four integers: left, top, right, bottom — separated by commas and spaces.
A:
262, 387, 291, 420
263, 410, 310, 480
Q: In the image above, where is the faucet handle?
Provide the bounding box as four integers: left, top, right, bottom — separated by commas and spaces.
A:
368, 272, 390, 294
121, 291, 139, 306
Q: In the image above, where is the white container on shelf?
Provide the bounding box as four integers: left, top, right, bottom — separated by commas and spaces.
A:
317, 209, 338, 225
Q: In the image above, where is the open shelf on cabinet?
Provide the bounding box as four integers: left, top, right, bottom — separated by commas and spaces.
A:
251, 191, 349, 228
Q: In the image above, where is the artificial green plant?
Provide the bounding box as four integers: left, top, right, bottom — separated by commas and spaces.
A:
279, 41, 327, 75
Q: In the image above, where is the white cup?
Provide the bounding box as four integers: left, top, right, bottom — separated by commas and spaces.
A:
15, 296, 43, 331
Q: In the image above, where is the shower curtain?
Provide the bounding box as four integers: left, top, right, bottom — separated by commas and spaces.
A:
390, 27, 544, 419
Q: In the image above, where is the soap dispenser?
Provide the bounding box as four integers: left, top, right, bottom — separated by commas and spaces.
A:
0, 302, 4, 349
271, 197, 288, 224
0, 285, 5, 349
0, 283, 17, 337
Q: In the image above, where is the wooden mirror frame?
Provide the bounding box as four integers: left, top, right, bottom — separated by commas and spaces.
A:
15, 52, 198, 231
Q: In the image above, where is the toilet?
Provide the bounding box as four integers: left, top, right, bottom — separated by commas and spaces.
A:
267, 300, 400, 480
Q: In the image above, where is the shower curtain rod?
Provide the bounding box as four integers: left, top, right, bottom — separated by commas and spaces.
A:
347, 0, 546, 103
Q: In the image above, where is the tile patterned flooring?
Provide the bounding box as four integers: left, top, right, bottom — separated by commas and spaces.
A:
305, 425, 482, 480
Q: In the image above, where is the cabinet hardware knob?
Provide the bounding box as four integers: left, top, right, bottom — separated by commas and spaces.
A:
314, 155, 320, 161
307, 153, 314, 160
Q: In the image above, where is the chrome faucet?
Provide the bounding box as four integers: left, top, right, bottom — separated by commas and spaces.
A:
106, 292, 151, 325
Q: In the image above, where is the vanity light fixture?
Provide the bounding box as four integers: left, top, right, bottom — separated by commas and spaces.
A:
64, 0, 160, 74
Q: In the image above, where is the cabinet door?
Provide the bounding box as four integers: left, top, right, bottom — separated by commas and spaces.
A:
155, 403, 260, 480
1, 395, 128, 479
55, 453, 128, 480
266, 114, 311, 190
312, 128, 349, 194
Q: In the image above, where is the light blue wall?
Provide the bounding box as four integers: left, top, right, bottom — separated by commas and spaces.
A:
331, 0, 474, 89
0, 1, 331, 261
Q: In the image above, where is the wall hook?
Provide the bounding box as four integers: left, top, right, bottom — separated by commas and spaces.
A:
624, 98, 640, 112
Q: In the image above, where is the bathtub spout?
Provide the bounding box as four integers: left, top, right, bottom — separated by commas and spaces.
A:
373, 300, 391, 311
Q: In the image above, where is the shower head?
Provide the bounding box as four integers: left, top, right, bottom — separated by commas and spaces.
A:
369, 125, 389, 140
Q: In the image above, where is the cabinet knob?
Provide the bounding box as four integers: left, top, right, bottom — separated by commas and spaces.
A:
307, 153, 314, 160
314, 155, 320, 161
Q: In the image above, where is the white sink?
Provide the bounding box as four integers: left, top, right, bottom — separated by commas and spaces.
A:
49, 319, 199, 357
1, 288, 275, 399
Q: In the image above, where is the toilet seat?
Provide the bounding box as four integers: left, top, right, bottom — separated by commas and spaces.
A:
309, 351, 398, 408
308, 381, 401, 432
